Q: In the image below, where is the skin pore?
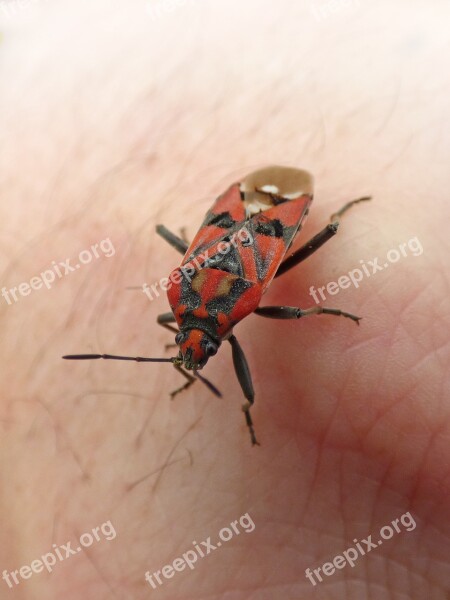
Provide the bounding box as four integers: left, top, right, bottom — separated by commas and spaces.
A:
0, 1, 449, 599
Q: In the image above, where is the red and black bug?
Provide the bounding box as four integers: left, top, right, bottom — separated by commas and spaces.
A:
64, 166, 370, 445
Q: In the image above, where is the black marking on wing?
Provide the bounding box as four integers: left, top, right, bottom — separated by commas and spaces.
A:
177, 272, 202, 312
204, 211, 236, 229
199, 246, 244, 278
184, 216, 242, 262
254, 218, 284, 238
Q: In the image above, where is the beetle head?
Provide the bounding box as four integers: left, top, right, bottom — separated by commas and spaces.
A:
174, 329, 219, 370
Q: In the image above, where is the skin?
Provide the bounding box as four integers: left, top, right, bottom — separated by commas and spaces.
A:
0, 1, 449, 599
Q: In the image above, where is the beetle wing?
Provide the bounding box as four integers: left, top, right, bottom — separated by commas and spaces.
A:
239, 194, 312, 290
181, 175, 312, 291
183, 194, 312, 291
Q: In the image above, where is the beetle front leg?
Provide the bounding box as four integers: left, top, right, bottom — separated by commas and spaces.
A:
254, 305, 361, 324
275, 196, 371, 278
170, 364, 197, 398
156, 313, 190, 393
228, 335, 260, 446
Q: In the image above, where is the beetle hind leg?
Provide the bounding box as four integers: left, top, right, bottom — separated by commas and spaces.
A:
275, 196, 371, 278
330, 196, 372, 224
228, 335, 260, 446
242, 401, 259, 447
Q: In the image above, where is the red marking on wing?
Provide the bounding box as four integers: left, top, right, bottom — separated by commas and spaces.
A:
167, 270, 182, 307
229, 284, 263, 323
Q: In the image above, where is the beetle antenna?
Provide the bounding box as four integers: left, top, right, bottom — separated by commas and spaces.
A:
62, 353, 174, 363
194, 370, 222, 398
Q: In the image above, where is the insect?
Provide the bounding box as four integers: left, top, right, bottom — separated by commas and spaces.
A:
64, 166, 370, 445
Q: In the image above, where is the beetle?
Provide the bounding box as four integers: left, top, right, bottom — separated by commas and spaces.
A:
64, 165, 370, 445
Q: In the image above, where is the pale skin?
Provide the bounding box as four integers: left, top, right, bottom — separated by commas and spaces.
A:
0, 1, 449, 599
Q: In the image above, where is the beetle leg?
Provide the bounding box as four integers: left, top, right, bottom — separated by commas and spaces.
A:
228, 335, 260, 446
156, 315, 190, 397
157, 311, 178, 335
275, 196, 371, 278
254, 305, 361, 324
329, 196, 372, 223
156, 224, 189, 255
157, 312, 179, 349
170, 364, 197, 398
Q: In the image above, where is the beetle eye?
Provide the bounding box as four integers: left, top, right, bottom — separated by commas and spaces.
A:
204, 341, 218, 357
175, 332, 185, 345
